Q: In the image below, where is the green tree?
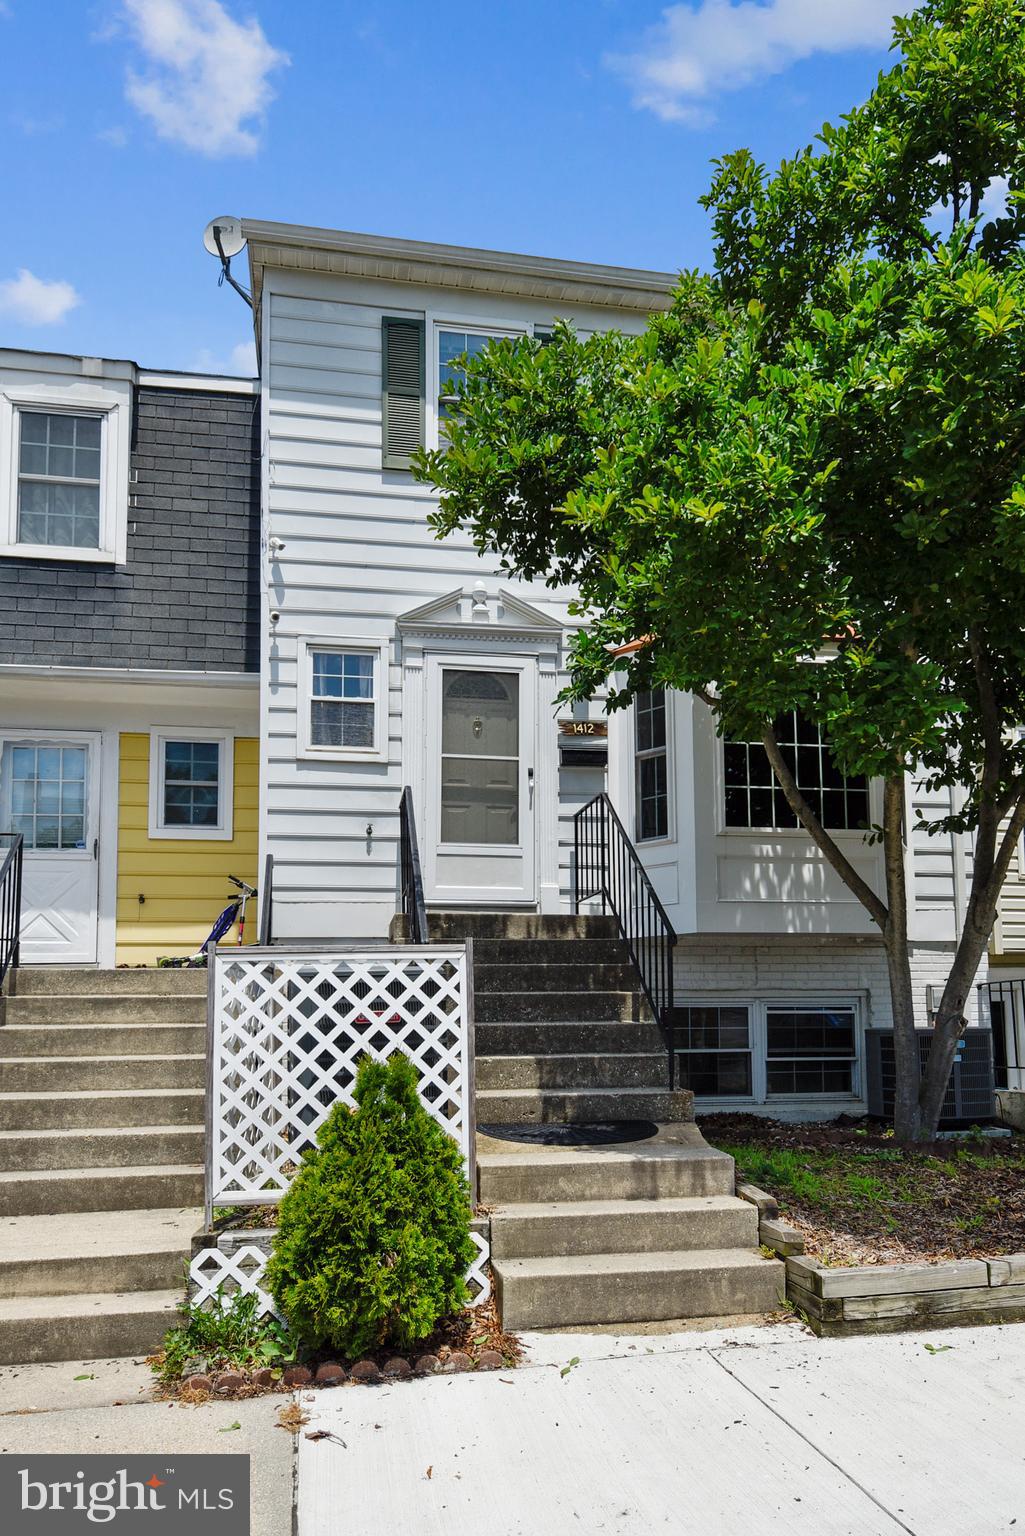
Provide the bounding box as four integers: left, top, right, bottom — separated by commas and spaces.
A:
416, 1, 1025, 1141
266, 1053, 475, 1357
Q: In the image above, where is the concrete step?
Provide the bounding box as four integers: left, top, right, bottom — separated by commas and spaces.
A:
0, 1054, 205, 1093
12, 967, 207, 996
0, 1125, 204, 1173
5, 994, 206, 1025
475, 991, 644, 1024
424, 913, 618, 942
0, 1164, 204, 1218
473, 963, 636, 993
490, 1194, 759, 1260
477, 1139, 734, 1204
470, 939, 628, 965
0, 1088, 205, 1131
0, 1287, 184, 1365
0, 1207, 199, 1300
494, 1248, 784, 1329
475, 1020, 665, 1055
476, 1085, 692, 1126
476, 1053, 670, 1092
0, 1023, 205, 1057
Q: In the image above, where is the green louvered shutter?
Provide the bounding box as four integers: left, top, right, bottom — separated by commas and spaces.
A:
382, 316, 426, 470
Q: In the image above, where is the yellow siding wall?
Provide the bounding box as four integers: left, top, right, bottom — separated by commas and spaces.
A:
116, 734, 259, 965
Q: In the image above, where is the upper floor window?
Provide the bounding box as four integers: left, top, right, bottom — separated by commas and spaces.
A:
17, 411, 102, 550
723, 710, 869, 831
438, 330, 508, 418
0, 388, 129, 563
635, 688, 669, 841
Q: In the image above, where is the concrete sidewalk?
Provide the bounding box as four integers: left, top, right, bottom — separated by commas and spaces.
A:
297, 1320, 1025, 1536
4, 1321, 1023, 1536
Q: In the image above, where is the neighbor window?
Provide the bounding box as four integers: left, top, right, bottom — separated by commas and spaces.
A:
1, 386, 129, 563
675, 1006, 752, 1097
299, 641, 387, 760
765, 1007, 857, 1096
17, 411, 102, 549
635, 689, 668, 841
3, 743, 87, 851
723, 710, 869, 831
149, 732, 233, 840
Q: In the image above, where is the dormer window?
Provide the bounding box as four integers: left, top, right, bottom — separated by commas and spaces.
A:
0, 388, 129, 563
17, 411, 102, 549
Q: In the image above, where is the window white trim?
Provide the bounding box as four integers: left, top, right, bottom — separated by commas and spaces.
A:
634, 687, 674, 846
426, 314, 526, 450
679, 993, 865, 1108
0, 384, 130, 563
713, 729, 882, 840
297, 638, 389, 762
148, 729, 234, 841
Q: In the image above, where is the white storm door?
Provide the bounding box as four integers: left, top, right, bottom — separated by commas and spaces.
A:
425, 657, 537, 906
0, 733, 100, 963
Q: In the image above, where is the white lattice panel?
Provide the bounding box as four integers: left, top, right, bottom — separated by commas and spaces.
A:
209, 946, 472, 1208
189, 1245, 281, 1320
189, 1229, 491, 1319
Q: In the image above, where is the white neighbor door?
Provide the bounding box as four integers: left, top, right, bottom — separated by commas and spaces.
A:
424, 656, 537, 906
0, 733, 100, 964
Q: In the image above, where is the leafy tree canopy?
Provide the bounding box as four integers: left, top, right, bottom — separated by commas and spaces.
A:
415, 0, 1025, 1139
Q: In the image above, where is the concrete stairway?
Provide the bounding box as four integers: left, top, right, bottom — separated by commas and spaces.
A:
0, 967, 204, 1364
415, 912, 783, 1330
423, 912, 693, 1126
481, 1126, 784, 1329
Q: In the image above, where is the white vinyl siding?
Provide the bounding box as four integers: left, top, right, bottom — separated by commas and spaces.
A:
261, 277, 637, 936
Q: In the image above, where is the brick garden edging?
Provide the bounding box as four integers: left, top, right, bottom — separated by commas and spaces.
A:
736, 1179, 1025, 1336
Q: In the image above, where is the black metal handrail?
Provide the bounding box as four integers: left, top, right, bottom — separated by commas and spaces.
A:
399, 787, 429, 944
0, 832, 25, 991
258, 851, 274, 946
984, 978, 1024, 1091
574, 794, 677, 1087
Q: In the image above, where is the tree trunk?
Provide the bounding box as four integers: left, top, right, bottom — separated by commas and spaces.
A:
881, 775, 922, 1142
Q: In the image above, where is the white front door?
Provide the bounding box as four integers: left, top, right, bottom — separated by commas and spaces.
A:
424, 656, 537, 906
0, 732, 100, 964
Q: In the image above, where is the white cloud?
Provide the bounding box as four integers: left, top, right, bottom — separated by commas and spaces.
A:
0, 269, 80, 325
611, 0, 898, 124
230, 339, 257, 374
97, 125, 130, 147
119, 0, 288, 157
191, 339, 257, 375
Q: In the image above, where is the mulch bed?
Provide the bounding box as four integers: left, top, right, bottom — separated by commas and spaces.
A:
157, 1292, 521, 1402
703, 1113, 1025, 1267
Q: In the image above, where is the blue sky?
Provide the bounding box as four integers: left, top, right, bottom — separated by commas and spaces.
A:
0, 0, 903, 374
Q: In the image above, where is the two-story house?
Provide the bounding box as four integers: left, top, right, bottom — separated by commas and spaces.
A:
240, 219, 984, 1121
0, 349, 261, 965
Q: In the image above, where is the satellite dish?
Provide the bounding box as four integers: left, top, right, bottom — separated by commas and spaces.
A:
203, 215, 245, 259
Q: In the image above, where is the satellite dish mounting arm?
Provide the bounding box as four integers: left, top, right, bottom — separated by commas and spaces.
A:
213, 227, 253, 310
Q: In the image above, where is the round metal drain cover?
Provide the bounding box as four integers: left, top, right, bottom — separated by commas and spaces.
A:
477, 1120, 659, 1147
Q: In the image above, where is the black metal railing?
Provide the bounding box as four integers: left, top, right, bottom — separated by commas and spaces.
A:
399, 787, 429, 944
984, 978, 1024, 1090
0, 832, 25, 991
258, 851, 274, 946
574, 793, 677, 1087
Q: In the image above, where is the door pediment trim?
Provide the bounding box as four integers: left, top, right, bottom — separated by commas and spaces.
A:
396, 584, 563, 644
